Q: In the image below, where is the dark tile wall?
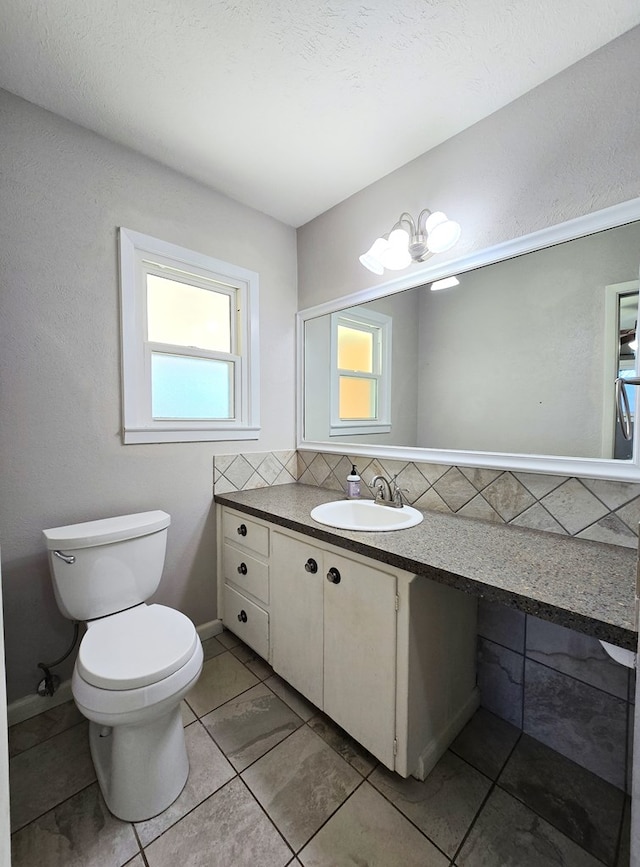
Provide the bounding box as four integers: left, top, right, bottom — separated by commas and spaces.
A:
477, 598, 635, 792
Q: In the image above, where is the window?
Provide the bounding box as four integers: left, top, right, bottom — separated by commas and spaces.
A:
330, 308, 391, 436
119, 228, 260, 443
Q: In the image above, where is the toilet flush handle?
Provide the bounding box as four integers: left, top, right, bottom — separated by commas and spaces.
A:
53, 550, 76, 565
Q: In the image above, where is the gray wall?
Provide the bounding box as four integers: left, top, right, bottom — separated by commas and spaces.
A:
0, 90, 298, 702
297, 27, 640, 310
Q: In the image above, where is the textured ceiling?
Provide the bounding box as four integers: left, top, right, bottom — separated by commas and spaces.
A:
1, 1, 639, 227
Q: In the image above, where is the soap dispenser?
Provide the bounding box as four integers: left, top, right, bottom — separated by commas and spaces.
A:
346, 465, 361, 499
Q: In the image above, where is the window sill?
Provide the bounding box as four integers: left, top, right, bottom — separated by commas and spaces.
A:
123, 425, 261, 445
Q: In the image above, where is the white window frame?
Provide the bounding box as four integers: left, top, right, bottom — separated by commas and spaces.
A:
119, 228, 260, 444
330, 308, 392, 436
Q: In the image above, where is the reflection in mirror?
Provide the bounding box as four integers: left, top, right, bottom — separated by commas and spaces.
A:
614, 288, 639, 458
303, 220, 640, 461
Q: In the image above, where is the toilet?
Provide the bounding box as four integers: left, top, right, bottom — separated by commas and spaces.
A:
42, 510, 203, 822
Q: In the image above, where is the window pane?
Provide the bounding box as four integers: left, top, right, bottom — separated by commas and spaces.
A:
147, 274, 232, 352
339, 376, 377, 420
337, 325, 373, 372
151, 353, 234, 419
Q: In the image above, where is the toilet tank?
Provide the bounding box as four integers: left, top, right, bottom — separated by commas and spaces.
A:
42, 511, 171, 621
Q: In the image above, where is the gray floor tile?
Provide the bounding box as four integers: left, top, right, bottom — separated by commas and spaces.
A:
8, 700, 84, 757
456, 787, 603, 866
201, 682, 303, 772
180, 700, 196, 726
298, 781, 448, 867
11, 782, 139, 867
265, 674, 317, 721
450, 707, 520, 779
523, 659, 627, 789
124, 858, 145, 867
186, 650, 260, 717
217, 628, 241, 649
242, 725, 361, 851
231, 641, 274, 679
135, 721, 235, 846
201, 635, 226, 660
9, 721, 96, 832
308, 713, 377, 777
370, 750, 491, 858
144, 777, 292, 867
499, 733, 625, 865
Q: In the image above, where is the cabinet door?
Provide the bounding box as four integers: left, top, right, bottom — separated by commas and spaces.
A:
271, 533, 324, 708
323, 552, 398, 768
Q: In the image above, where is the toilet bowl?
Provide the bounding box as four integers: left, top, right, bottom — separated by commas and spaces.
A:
43, 511, 203, 821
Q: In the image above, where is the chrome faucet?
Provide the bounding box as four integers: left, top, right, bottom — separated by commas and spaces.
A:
370, 474, 405, 508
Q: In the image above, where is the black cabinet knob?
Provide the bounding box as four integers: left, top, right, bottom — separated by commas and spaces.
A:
326, 567, 341, 584
237, 562, 248, 575
305, 558, 318, 573
237, 524, 247, 537
238, 610, 248, 623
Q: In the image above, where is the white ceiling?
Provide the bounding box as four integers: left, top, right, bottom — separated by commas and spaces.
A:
1, 2, 639, 227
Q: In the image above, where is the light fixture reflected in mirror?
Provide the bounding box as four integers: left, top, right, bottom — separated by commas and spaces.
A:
430, 275, 459, 291
359, 209, 461, 274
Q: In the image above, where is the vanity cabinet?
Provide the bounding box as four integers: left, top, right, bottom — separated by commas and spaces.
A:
271, 532, 398, 766
217, 505, 479, 779
220, 508, 270, 659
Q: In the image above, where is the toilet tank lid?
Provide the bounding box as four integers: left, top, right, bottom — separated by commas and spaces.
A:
43, 510, 170, 550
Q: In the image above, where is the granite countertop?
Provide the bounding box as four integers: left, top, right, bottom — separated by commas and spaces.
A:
215, 483, 638, 650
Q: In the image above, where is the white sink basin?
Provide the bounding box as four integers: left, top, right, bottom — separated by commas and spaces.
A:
310, 499, 423, 532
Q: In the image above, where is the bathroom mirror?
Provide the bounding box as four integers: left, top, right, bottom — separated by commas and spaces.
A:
298, 198, 640, 481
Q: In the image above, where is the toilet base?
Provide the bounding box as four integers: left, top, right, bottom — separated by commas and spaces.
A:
89, 705, 188, 822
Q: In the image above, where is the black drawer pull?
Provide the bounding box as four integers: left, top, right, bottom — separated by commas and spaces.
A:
326, 567, 341, 584
237, 524, 247, 537
305, 558, 318, 574
237, 562, 248, 575
238, 609, 248, 623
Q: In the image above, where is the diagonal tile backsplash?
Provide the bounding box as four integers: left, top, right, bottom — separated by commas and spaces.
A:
213, 450, 640, 547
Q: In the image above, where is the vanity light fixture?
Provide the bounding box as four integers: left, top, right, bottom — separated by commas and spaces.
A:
359, 210, 461, 275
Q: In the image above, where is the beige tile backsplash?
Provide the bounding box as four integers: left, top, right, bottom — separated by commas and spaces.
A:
214, 451, 640, 547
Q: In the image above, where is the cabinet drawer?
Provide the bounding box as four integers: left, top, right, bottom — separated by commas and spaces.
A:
223, 584, 269, 660
223, 543, 269, 604
222, 509, 269, 557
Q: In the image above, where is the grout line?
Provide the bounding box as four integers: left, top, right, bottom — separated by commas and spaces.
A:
291, 776, 369, 857
449, 729, 523, 865
9, 778, 98, 838
491, 777, 614, 867
8, 715, 88, 760
233, 775, 296, 861
131, 824, 150, 867
478, 634, 632, 707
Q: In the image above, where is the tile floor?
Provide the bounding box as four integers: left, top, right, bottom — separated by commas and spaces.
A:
8, 631, 632, 866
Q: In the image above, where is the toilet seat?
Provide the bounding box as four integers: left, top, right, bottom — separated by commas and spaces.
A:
78, 604, 199, 690
72, 635, 203, 719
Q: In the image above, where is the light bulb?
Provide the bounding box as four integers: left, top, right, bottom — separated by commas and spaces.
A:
381, 228, 412, 270
359, 238, 388, 274
426, 213, 461, 253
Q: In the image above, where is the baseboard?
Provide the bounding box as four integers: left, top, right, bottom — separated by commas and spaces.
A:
7, 619, 224, 728
7, 679, 74, 727
415, 686, 481, 780
196, 618, 223, 641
